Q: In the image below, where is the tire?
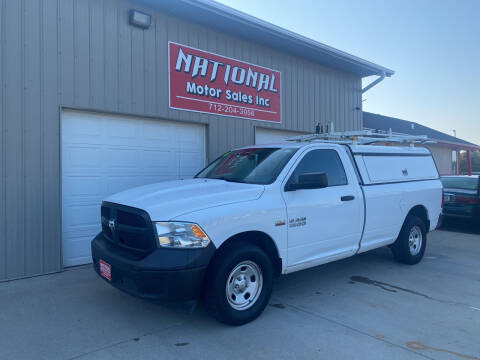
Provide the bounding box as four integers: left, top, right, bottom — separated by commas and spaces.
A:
471, 214, 480, 230
203, 241, 274, 326
391, 215, 427, 265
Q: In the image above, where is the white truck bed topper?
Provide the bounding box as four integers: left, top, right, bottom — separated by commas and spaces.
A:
284, 125, 439, 185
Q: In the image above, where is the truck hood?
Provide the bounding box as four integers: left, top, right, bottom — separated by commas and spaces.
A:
104, 178, 265, 220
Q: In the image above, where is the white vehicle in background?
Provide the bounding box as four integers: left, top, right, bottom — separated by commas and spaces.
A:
91, 130, 443, 325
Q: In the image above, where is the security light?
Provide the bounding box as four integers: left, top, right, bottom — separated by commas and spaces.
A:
129, 9, 151, 29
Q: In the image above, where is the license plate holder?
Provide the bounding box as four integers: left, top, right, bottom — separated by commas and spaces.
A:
99, 260, 112, 281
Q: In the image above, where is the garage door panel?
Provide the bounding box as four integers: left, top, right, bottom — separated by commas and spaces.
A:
142, 174, 174, 182
181, 141, 204, 152
63, 176, 103, 199
142, 170, 178, 179
63, 235, 96, 266
106, 115, 139, 132
64, 146, 103, 169
63, 227, 100, 240
62, 111, 206, 267
103, 175, 143, 192
179, 152, 205, 176
141, 150, 176, 169
104, 148, 140, 169
140, 150, 179, 178
62, 114, 103, 141
63, 204, 100, 229
107, 131, 140, 146
179, 128, 205, 150
62, 211, 101, 233
141, 122, 173, 143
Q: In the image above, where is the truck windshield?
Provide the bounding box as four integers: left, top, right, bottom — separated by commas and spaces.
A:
196, 148, 297, 184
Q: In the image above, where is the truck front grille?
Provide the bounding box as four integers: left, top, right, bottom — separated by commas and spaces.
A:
101, 202, 157, 256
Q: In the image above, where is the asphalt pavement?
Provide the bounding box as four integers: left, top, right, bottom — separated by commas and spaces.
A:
1, 226, 479, 360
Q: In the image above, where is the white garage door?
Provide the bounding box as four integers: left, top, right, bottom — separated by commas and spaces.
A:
61, 111, 206, 267
255, 127, 307, 144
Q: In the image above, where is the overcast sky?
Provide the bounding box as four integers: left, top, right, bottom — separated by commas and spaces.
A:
216, 0, 480, 145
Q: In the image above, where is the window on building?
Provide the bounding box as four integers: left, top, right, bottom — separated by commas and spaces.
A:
452, 150, 458, 175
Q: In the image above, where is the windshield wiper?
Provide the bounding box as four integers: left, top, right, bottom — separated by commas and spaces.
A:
211, 177, 245, 183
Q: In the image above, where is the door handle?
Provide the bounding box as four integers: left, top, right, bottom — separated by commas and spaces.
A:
341, 195, 355, 201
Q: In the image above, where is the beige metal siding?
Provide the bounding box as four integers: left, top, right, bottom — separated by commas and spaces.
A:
427, 145, 454, 176
0, 0, 362, 281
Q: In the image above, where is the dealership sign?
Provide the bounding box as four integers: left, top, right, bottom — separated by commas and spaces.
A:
169, 42, 281, 123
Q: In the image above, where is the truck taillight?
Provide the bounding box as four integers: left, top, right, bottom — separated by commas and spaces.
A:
456, 195, 480, 205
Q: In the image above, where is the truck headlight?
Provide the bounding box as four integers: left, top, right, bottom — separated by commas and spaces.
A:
154, 222, 210, 248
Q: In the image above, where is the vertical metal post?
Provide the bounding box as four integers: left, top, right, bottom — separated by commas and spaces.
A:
467, 150, 472, 176
456, 150, 461, 175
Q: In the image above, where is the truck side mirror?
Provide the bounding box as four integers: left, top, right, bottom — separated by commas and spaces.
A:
285, 172, 328, 191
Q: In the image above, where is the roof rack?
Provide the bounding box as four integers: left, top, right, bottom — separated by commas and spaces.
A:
286, 122, 434, 146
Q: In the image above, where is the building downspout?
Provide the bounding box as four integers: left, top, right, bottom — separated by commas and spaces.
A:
362, 71, 386, 94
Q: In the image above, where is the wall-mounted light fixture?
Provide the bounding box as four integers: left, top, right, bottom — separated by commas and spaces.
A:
129, 9, 151, 29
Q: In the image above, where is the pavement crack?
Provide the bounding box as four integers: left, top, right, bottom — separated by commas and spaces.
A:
350, 275, 478, 310
272, 299, 436, 360
406, 341, 480, 360
65, 322, 183, 360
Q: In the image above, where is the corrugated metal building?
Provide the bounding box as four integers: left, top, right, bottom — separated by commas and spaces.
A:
0, 0, 393, 281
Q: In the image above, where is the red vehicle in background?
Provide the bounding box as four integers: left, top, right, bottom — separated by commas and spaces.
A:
441, 176, 480, 223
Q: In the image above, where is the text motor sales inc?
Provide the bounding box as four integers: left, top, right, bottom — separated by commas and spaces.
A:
169, 42, 281, 123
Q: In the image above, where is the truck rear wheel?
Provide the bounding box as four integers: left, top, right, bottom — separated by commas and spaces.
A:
391, 215, 427, 265
203, 242, 273, 326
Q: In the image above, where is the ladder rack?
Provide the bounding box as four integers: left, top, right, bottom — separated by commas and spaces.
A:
286, 123, 434, 146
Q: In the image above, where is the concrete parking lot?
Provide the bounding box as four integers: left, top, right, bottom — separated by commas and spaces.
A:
1, 227, 479, 360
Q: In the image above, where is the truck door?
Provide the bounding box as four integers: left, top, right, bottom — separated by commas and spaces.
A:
282, 148, 363, 270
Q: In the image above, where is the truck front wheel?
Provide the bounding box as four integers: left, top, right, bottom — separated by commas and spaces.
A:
203, 242, 274, 326
391, 215, 427, 265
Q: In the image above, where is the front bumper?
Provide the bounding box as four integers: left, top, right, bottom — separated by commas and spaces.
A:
91, 232, 216, 302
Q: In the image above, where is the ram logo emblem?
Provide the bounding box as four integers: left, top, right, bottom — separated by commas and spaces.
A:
108, 219, 116, 232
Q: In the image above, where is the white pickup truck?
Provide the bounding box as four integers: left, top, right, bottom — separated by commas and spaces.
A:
92, 140, 442, 325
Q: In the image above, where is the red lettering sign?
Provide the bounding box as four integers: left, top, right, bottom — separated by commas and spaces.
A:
169, 42, 281, 123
